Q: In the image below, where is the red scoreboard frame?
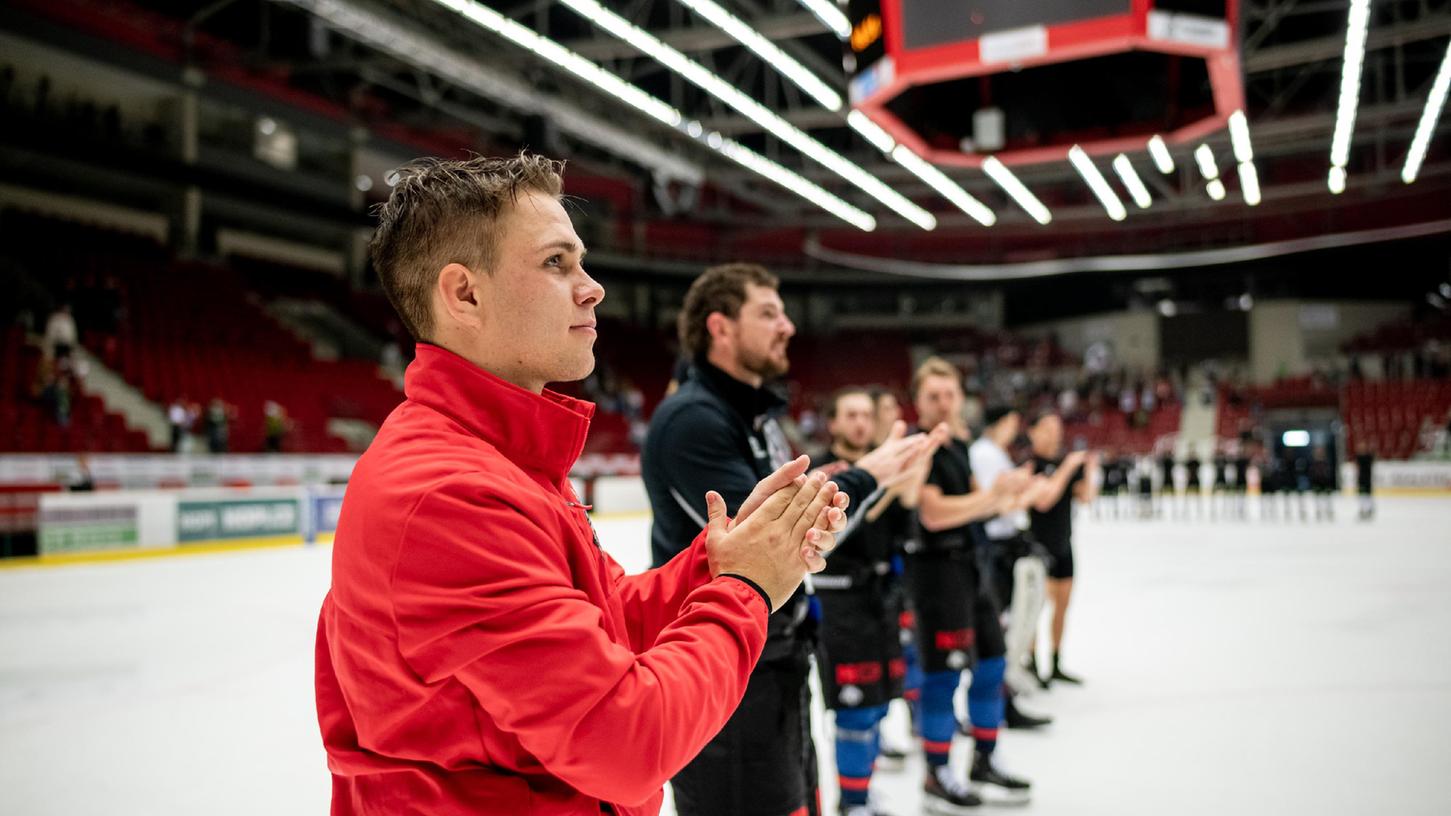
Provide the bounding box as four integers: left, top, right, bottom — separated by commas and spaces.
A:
848, 0, 1244, 167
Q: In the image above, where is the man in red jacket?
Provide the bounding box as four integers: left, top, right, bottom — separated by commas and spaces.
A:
316, 154, 848, 816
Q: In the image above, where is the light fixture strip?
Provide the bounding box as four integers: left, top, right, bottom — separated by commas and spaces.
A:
1402, 38, 1451, 184
674, 0, 842, 110
1228, 110, 1260, 206
1329, 0, 1372, 183
1068, 146, 1128, 221
796, 0, 851, 39
1238, 162, 1261, 206
557, 0, 935, 229
1147, 134, 1175, 174
890, 147, 997, 226
1193, 144, 1220, 180
720, 139, 876, 230
1228, 110, 1254, 163
846, 111, 896, 153
981, 157, 1053, 225
1111, 155, 1153, 209
846, 114, 996, 226
406, 0, 874, 228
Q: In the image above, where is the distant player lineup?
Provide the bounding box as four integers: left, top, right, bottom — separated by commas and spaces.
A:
1091, 440, 1371, 523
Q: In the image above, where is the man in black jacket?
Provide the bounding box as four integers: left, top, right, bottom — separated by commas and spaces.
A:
644, 263, 930, 816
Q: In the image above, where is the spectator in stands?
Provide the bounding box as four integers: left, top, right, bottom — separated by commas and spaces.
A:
264, 401, 290, 453
32, 355, 68, 426
43, 302, 77, 361
203, 399, 231, 454
69, 454, 95, 492
167, 398, 190, 453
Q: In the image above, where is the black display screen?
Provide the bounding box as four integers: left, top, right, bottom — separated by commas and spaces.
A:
899, 0, 1132, 51
1155, 0, 1227, 16
846, 0, 888, 84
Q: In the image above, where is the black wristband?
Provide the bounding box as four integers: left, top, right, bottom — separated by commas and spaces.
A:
719, 573, 772, 612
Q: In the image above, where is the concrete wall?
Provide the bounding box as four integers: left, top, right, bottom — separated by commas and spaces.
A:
1249, 302, 1308, 382
1021, 310, 1161, 372
1249, 300, 1411, 382
1298, 301, 1410, 359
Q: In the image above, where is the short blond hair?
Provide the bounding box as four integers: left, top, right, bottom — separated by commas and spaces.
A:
910, 356, 962, 400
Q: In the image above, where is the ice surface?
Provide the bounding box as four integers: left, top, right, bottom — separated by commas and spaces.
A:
3, 496, 1449, 815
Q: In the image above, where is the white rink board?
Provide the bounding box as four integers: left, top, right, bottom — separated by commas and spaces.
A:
2, 496, 1450, 816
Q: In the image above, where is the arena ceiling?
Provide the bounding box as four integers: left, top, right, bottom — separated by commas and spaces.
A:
57, 0, 1451, 268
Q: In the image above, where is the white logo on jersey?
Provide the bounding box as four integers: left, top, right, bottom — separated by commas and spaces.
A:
838, 684, 865, 706
748, 436, 768, 461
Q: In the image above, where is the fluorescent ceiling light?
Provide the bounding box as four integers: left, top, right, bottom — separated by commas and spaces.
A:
1193, 144, 1220, 180
719, 139, 875, 230
1228, 110, 1253, 163
558, 0, 935, 229
890, 147, 996, 226
846, 110, 896, 153
1228, 110, 1260, 206
1238, 162, 1261, 206
1068, 146, 1127, 221
1147, 134, 1175, 174
1328, 166, 1347, 194
1206, 178, 1227, 200
796, 0, 850, 39
673, 0, 841, 110
1330, 0, 1371, 186
846, 113, 995, 226
1402, 38, 1451, 184
350, 0, 876, 228
1111, 154, 1152, 209
981, 156, 1052, 225
277, 0, 701, 183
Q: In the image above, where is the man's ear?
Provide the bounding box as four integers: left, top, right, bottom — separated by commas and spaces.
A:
436, 262, 484, 330
705, 311, 730, 348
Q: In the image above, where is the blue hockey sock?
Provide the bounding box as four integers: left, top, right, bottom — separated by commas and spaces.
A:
920, 670, 960, 767
835, 704, 888, 806
967, 655, 1005, 756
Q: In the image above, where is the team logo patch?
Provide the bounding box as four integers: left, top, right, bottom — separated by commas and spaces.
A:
947, 650, 968, 670
838, 684, 864, 706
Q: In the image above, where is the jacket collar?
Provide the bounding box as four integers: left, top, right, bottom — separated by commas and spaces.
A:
404, 343, 594, 484
691, 358, 788, 425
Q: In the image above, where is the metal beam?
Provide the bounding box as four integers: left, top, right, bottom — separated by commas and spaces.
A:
565, 11, 829, 59
700, 106, 847, 134
1246, 14, 1451, 73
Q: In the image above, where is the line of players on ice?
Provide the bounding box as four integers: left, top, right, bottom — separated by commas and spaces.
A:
1091, 440, 1376, 522
786, 358, 1098, 815
791, 366, 1377, 816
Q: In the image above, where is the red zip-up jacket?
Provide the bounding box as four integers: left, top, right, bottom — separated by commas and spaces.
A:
316, 343, 770, 815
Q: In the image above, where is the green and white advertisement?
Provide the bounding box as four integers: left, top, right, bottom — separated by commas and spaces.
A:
38, 504, 140, 554
176, 498, 301, 542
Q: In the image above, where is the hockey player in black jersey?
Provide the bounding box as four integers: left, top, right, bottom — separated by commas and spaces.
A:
813, 387, 945, 816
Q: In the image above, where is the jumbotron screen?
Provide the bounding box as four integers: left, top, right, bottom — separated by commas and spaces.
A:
898, 0, 1131, 50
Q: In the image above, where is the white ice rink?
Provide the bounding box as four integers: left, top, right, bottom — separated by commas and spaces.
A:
3, 496, 1450, 815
